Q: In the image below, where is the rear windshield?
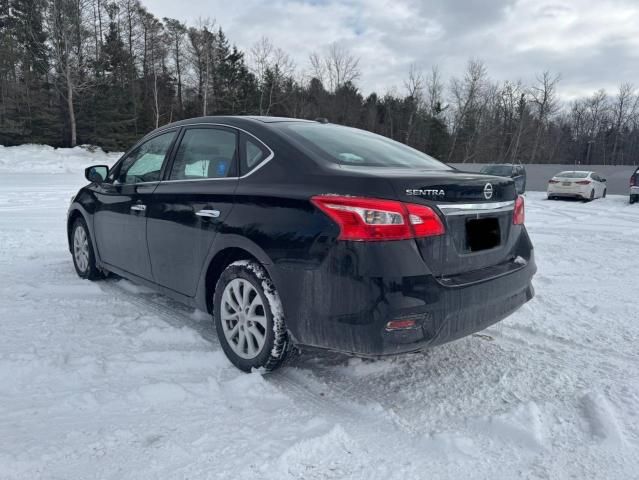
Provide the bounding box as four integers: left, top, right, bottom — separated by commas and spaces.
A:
556, 171, 589, 178
280, 123, 450, 170
480, 165, 512, 176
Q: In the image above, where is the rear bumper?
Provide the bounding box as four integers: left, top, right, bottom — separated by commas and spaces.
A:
275, 231, 536, 356
547, 185, 590, 198
630, 186, 639, 195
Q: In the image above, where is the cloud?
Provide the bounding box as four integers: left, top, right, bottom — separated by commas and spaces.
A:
144, 0, 639, 98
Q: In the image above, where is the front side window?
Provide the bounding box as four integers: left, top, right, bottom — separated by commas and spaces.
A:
170, 128, 237, 180
280, 123, 450, 170
115, 131, 177, 184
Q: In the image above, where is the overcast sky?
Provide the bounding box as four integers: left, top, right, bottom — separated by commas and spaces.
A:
145, 0, 639, 100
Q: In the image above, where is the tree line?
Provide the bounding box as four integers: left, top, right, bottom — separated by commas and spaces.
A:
1, 0, 639, 165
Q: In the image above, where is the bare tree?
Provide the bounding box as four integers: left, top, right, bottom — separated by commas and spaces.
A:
45, 0, 91, 146
139, 10, 165, 127
188, 18, 216, 116
250, 36, 295, 115
610, 83, 638, 164
164, 18, 186, 114
425, 66, 444, 117
447, 59, 487, 162
403, 63, 424, 143
529, 71, 560, 163
308, 43, 360, 92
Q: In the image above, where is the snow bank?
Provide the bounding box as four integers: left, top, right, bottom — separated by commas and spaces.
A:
0, 144, 122, 174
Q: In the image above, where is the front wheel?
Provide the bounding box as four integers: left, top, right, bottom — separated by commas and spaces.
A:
71, 218, 102, 280
602, 189, 607, 198
214, 260, 290, 372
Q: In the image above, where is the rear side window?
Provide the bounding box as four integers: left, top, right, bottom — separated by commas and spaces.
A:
170, 128, 238, 180
281, 123, 450, 170
557, 171, 589, 179
240, 133, 271, 175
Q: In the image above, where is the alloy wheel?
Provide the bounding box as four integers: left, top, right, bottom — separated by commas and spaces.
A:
73, 225, 90, 273
220, 278, 267, 359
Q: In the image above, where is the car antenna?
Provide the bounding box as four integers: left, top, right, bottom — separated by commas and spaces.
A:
315, 117, 329, 124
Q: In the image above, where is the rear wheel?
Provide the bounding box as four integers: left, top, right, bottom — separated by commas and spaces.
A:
603, 189, 607, 198
213, 260, 290, 372
631, 195, 637, 204
71, 218, 102, 280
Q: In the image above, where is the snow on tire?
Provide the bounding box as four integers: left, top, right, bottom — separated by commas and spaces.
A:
213, 260, 290, 372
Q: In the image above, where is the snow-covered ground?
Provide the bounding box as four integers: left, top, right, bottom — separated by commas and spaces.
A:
0, 146, 638, 479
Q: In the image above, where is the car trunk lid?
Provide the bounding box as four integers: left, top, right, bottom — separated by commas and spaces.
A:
383, 168, 519, 278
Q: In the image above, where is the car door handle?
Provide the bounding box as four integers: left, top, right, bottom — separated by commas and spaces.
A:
130, 204, 146, 212
196, 209, 220, 218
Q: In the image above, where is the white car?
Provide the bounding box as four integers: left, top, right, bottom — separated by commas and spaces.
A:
547, 171, 607, 201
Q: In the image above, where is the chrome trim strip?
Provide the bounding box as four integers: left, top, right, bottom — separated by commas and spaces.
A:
112, 122, 276, 186
155, 122, 275, 181
437, 200, 515, 216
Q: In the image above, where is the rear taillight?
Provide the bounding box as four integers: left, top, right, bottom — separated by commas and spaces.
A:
405, 203, 446, 238
575, 180, 591, 185
548, 179, 559, 184
311, 195, 445, 241
631, 176, 637, 187
513, 195, 525, 225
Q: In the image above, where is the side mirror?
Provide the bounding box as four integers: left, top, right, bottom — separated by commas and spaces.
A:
85, 165, 108, 184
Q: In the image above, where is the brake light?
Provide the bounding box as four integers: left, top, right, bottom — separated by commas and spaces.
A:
311, 195, 445, 241
513, 195, 525, 225
405, 203, 446, 237
548, 179, 559, 184
575, 180, 591, 185
631, 176, 637, 187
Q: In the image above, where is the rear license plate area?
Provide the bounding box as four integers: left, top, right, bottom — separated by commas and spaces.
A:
466, 217, 500, 252
562, 182, 571, 186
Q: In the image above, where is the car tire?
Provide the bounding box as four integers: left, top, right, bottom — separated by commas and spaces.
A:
587, 189, 595, 202
631, 195, 637, 204
71, 218, 102, 280
602, 189, 607, 198
213, 260, 290, 372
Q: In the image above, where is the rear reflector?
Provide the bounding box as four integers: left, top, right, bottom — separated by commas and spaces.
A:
385, 319, 417, 330
575, 180, 591, 185
311, 195, 445, 241
513, 195, 525, 225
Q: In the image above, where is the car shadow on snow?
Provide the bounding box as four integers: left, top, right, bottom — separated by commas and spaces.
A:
105, 274, 545, 429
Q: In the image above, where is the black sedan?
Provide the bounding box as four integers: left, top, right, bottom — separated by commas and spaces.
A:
68, 116, 536, 371
480, 163, 527, 194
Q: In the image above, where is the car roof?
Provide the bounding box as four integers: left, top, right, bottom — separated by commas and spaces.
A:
135, 115, 317, 145
160, 115, 314, 129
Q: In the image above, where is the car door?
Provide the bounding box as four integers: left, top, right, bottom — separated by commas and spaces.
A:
93, 130, 178, 280
146, 126, 239, 296
591, 173, 602, 197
